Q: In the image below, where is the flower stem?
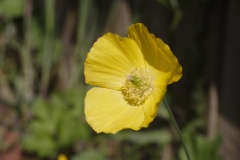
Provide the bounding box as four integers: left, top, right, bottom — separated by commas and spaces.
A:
163, 97, 191, 160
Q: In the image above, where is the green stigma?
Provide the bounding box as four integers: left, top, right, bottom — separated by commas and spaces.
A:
130, 76, 142, 87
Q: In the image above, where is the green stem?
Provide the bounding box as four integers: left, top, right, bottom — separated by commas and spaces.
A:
40, 0, 55, 96
163, 97, 191, 160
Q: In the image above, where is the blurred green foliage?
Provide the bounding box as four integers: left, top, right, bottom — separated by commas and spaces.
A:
22, 89, 89, 157
0, 0, 223, 159
0, 0, 24, 19
178, 120, 223, 160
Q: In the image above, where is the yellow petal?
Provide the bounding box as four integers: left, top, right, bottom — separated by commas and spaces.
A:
128, 23, 182, 84
169, 63, 182, 83
154, 37, 182, 84
141, 75, 168, 127
85, 87, 147, 134
140, 95, 159, 127
84, 33, 145, 90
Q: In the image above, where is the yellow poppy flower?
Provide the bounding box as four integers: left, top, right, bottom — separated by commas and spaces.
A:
84, 23, 182, 134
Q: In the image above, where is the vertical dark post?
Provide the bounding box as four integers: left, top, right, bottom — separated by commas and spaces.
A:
219, 0, 240, 159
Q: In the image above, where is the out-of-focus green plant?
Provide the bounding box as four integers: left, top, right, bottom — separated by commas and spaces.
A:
0, 0, 24, 19
112, 128, 172, 159
178, 120, 223, 160
0, 0, 98, 158
124, 129, 171, 145
176, 81, 222, 160
22, 89, 89, 158
20, 0, 99, 158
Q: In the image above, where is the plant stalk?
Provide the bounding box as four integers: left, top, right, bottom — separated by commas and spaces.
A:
163, 97, 191, 160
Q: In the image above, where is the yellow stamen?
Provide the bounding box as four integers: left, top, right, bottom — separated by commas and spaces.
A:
122, 68, 153, 106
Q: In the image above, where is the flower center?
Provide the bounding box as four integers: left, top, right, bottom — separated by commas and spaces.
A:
122, 68, 153, 106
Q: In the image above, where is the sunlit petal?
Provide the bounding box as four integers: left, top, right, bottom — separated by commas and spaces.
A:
85, 87, 146, 134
